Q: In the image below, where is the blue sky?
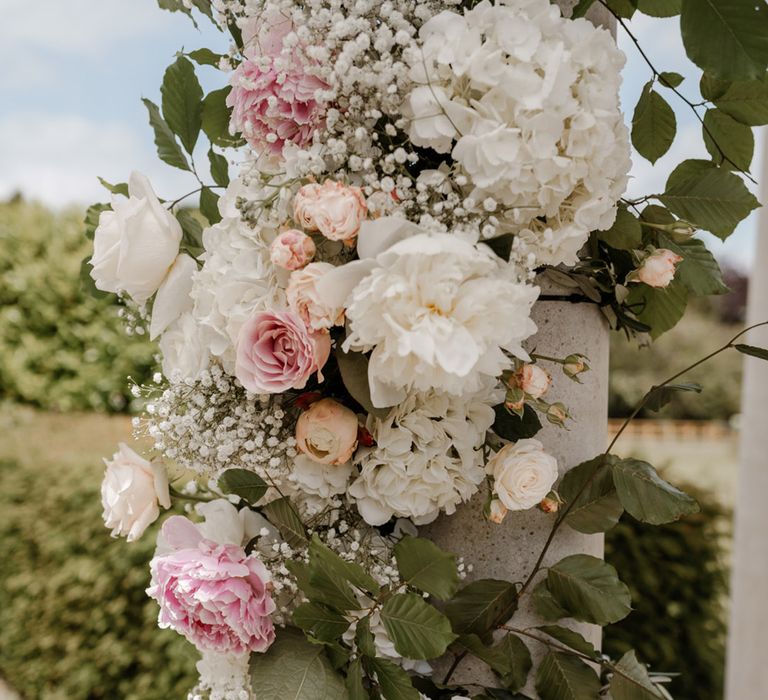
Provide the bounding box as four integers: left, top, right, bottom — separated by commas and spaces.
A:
0, 0, 762, 270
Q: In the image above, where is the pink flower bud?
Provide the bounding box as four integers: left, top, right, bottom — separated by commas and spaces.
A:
270, 229, 316, 270
295, 398, 359, 465
516, 364, 551, 399
634, 248, 683, 289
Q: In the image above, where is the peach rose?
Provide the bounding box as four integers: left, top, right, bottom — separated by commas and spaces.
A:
270, 229, 316, 271
287, 262, 345, 331
295, 398, 359, 465
293, 180, 367, 243
517, 364, 551, 399
635, 248, 683, 288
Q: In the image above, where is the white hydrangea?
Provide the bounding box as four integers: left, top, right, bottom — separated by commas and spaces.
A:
349, 389, 496, 526
341, 229, 538, 406
404, 0, 631, 266
289, 455, 354, 515
188, 651, 251, 700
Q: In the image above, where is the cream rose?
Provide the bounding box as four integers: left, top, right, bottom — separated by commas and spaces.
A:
270, 229, 316, 271
287, 262, 346, 331
292, 180, 367, 243
89, 171, 182, 303
101, 443, 171, 542
517, 364, 551, 399
295, 398, 359, 465
634, 248, 683, 288
487, 439, 559, 511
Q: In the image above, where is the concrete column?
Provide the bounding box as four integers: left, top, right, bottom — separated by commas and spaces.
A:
725, 132, 768, 700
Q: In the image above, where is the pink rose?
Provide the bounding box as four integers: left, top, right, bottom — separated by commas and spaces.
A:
295, 398, 359, 465
634, 248, 683, 288
235, 310, 331, 394
292, 181, 367, 243
270, 229, 316, 271
287, 262, 345, 331
227, 56, 328, 156
517, 364, 551, 399
147, 516, 276, 655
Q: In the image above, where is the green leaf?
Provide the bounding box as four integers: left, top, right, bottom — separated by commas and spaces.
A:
262, 497, 308, 549
208, 148, 230, 188
681, 0, 768, 81
665, 159, 716, 191
545, 554, 631, 626
492, 404, 543, 441
249, 628, 347, 700
611, 457, 700, 524
176, 209, 205, 257
701, 74, 732, 101
657, 234, 729, 296
640, 204, 676, 228
161, 56, 203, 154
734, 343, 768, 361
637, 0, 681, 17
142, 98, 190, 171
84, 203, 110, 240
200, 186, 222, 225
309, 536, 379, 596
484, 233, 516, 261
643, 383, 703, 412
571, 0, 597, 18
336, 349, 391, 418
355, 616, 377, 658
597, 206, 643, 250
157, 0, 195, 22
188, 48, 224, 67
293, 603, 350, 643
559, 456, 624, 534
703, 108, 755, 171
532, 580, 569, 622
380, 593, 457, 660
659, 71, 684, 88
345, 658, 369, 700
218, 468, 267, 504
610, 650, 666, 699
535, 652, 601, 700
202, 87, 241, 147
97, 177, 129, 197
715, 79, 768, 125
79, 256, 110, 299
632, 82, 677, 164
445, 579, 518, 637
190, 0, 214, 21
393, 536, 460, 601
459, 633, 532, 691
604, 0, 637, 18
369, 658, 419, 700
535, 626, 600, 661
626, 281, 688, 339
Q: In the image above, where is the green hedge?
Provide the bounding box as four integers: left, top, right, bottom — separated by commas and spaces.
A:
0, 200, 155, 412
0, 456, 198, 699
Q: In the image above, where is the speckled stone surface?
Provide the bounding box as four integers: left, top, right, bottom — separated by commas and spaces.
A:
422, 299, 610, 690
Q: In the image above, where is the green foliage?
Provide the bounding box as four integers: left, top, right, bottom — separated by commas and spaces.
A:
0, 200, 155, 412
0, 456, 197, 699
393, 536, 461, 601
161, 56, 203, 155
604, 486, 730, 700
380, 593, 457, 660
218, 468, 268, 504
559, 455, 624, 534
535, 652, 600, 700
632, 82, 677, 164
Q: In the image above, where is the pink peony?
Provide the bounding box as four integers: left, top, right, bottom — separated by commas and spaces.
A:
147, 516, 276, 655
292, 181, 368, 243
227, 54, 328, 156
235, 310, 331, 394
270, 229, 316, 271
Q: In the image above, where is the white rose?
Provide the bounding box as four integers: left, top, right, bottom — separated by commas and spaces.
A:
487, 438, 559, 511
159, 312, 211, 381
101, 443, 170, 542
287, 262, 345, 332
149, 253, 198, 340
90, 172, 182, 303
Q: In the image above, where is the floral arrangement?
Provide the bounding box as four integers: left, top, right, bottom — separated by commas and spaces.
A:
85, 0, 768, 698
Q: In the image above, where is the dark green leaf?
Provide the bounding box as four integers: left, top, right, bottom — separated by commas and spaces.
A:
249, 628, 346, 699
157, 0, 195, 22
380, 593, 457, 660
604, 0, 637, 18
611, 457, 700, 524
703, 108, 754, 171
293, 603, 350, 643
664, 159, 716, 191
191, 0, 214, 21
701, 74, 732, 101
218, 468, 267, 504
638, 0, 681, 17
715, 79, 768, 125
188, 48, 224, 67
535, 652, 600, 700
597, 206, 643, 250
309, 536, 379, 596
610, 650, 666, 699
208, 149, 230, 188
355, 616, 377, 658
484, 233, 515, 261
535, 626, 600, 661
346, 658, 369, 700
336, 348, 391, 418
176, 209, 205, 257
559, 456, 624, 534
161, 56, 203, 154
734, 343, 768, 361
640, 204, 676, 227
681, 0, 768, 81
369, 658, 419, 700
459, 633, 532, 691
445, 579, 518, 637
571, 0, 597, 18
659, 71, 684, 88
200, 186, 222, 225
545, 554, 631, 626
632, 82, 677, 164
657, 233, 729, 296
84, 203, 110, 241
643, 383, 702, 412
626, 281, 688, 339
142, 98, 190, 171
262, 497, 308, 549
202, 87, 241, 147
492, 404, 542, 441
532, 580, 569, 622
97, 177, 129, 197
393, 536, 460, 601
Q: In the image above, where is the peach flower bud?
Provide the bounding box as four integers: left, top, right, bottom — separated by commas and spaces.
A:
546, 402, 569, 427
563, 354, 589, 381
295, 398, 359, 465
487, 499, 509, 524
517, 364, 551, 399
539, 491, 563, 514
634, 248, 683, 288
293, 180, 367, 243
270, 230, 316, 270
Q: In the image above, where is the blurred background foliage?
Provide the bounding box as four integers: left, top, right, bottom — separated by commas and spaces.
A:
0, 197, 741, 698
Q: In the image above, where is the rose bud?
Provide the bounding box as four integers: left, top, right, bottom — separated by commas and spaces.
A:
563, 354, 590, 382
487, 498, 509, 524
516, 364, 551, 399
296, 398, 359, 465
505, 386, 525, 415
546, 402, 569, 427
539, 491, 564, 514
270, 229, 316, 271
486, 439, 559, 511
632, 248, 683, 289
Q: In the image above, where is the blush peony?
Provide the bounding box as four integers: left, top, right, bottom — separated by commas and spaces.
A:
147, 516, 276, 655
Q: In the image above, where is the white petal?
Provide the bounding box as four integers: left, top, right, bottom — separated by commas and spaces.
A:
150, 254, 197, 339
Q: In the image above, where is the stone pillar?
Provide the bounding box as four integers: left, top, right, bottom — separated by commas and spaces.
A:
422, 298, 610, 688
725, 133, 768, 700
